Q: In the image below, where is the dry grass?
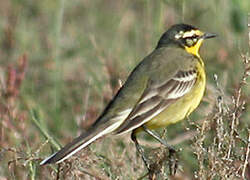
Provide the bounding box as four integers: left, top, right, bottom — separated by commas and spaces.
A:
0, 1, 250, 180
192, 53, 250, 180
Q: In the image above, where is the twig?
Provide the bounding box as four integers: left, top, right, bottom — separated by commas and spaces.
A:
242, 129, 250, 178
30, 109, 61, 151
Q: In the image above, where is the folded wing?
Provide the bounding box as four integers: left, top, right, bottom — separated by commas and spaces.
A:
115, 69, 197, 134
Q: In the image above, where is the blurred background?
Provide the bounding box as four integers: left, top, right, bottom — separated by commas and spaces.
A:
0, 0, 249, 179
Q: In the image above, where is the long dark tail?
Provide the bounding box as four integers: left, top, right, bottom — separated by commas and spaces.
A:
40, 121, 121, 165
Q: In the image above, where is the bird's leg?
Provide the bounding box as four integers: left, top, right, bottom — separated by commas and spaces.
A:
142, 125, 178, 175
131, 130, 150, 171
142, 125, 175, 151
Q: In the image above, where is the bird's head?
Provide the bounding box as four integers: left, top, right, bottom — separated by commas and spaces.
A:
157, 24, 216, 56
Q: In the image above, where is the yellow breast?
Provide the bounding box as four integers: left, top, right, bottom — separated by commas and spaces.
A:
146, 60, 206, 129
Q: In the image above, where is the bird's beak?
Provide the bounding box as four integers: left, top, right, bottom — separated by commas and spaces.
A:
201, 32, 217, 39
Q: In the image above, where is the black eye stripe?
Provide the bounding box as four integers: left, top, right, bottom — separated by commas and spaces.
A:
181, 35, 200, 47
178, 34, 200, 48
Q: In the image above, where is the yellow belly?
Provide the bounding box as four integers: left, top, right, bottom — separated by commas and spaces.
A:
145, 63, 206, 129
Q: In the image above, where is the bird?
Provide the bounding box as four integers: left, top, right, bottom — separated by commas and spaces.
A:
40, 24, 216, 167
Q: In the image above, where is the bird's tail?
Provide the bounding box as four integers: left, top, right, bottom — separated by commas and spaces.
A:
40, 120, 121, 165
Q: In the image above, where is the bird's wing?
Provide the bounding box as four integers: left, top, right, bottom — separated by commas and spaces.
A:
115, 69, 197, 134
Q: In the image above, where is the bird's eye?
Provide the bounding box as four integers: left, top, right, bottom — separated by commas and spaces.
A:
186, 38, 194, 46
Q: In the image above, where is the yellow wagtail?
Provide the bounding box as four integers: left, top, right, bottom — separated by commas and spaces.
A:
40, 24, 216, 166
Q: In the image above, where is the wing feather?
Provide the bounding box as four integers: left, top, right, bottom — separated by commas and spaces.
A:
115, 69, 197, 134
